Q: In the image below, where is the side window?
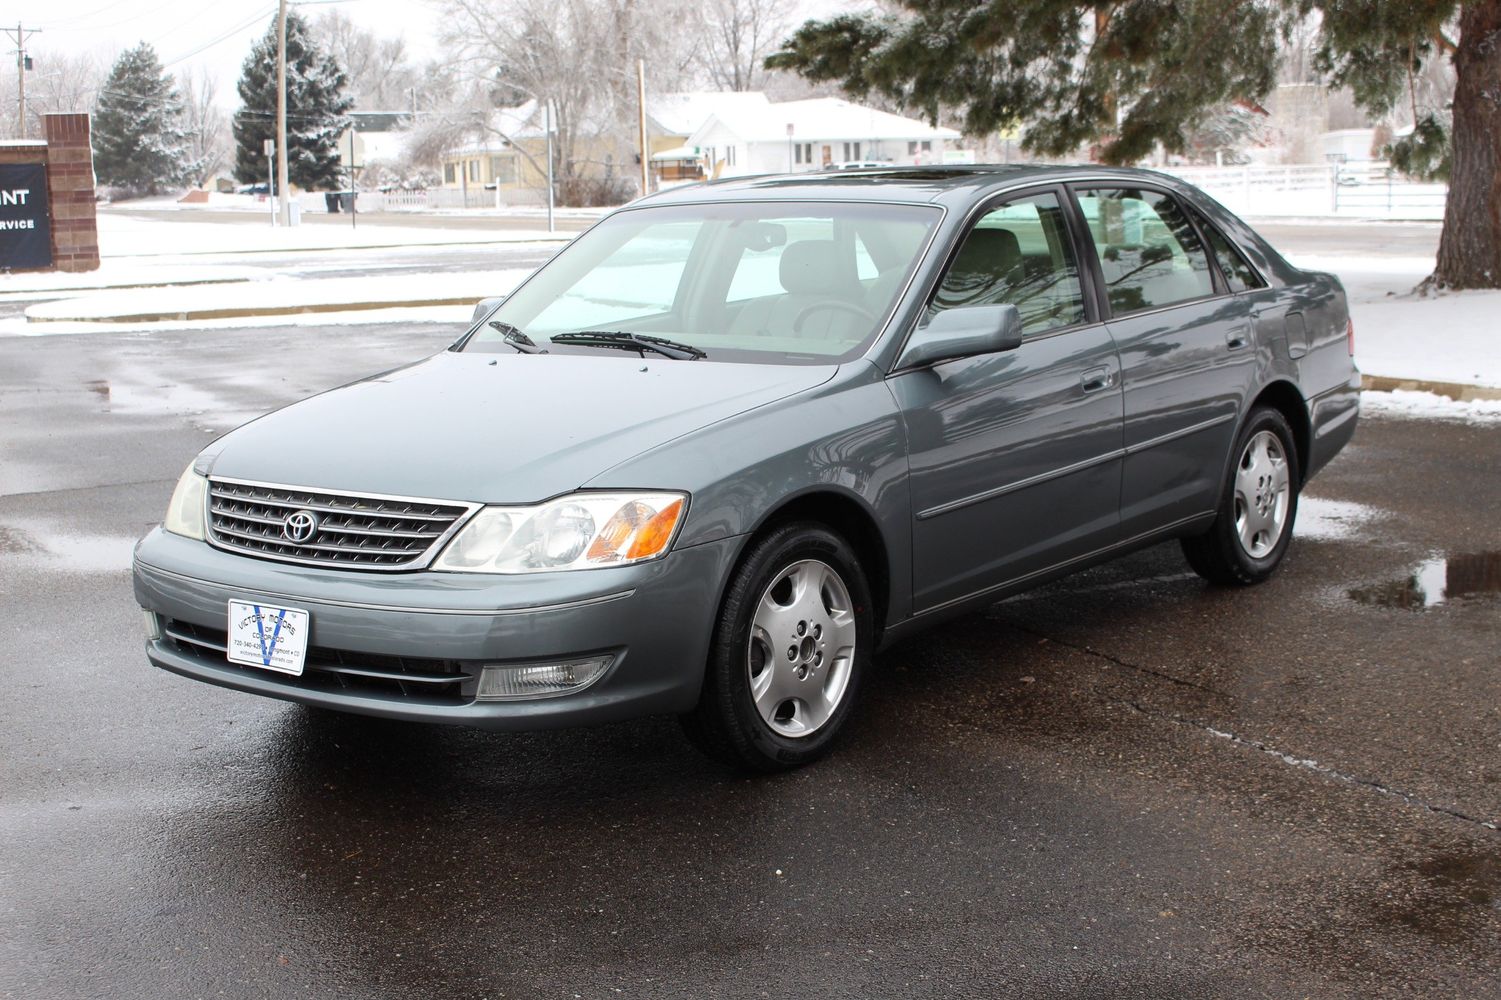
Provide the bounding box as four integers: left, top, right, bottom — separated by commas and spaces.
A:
1190, 207, 1266, 292
1076, 187, 1215, 315
528, 219, 703, 334
930, 191, 1086, 336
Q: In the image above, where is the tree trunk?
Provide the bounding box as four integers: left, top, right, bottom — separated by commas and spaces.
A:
1433, 0, 1501, 289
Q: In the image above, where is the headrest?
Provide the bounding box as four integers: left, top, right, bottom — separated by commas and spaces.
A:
780, 240, 848, 295
951, 227, 1021, 277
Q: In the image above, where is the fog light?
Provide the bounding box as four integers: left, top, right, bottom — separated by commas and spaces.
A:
142, 610, 162, 641
476, 655, 613, 701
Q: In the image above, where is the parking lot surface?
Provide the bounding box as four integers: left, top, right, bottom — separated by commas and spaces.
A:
2, 320, 1497, 999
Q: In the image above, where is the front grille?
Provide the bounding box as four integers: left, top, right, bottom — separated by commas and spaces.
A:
207, 478, 477, 571
163, 619, 475, 704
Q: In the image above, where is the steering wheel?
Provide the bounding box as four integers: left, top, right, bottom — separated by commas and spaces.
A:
793, 300, 877, 334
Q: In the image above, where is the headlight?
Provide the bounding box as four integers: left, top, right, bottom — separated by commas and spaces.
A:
433, 492, 687, 574
163, 464, 208, 540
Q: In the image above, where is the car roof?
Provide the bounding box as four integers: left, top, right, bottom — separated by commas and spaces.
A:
631, 164, 1198, 210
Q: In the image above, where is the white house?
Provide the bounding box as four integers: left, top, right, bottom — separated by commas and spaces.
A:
687, 97, 962, 177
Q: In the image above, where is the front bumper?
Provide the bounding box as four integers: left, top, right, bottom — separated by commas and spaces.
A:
132, 527, 741, 730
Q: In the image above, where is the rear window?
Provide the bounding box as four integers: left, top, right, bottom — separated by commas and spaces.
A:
1190, 208, 1267, 292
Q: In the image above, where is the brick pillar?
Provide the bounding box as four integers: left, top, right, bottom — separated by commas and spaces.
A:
42, 113, 99, 273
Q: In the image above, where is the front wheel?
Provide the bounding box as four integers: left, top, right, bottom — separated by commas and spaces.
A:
1181, 406, 1300, 586
680, 522, 874, 772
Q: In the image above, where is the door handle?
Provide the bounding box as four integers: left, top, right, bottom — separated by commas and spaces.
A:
1079, 366, 1113, 393
1226, 327, 1250, 351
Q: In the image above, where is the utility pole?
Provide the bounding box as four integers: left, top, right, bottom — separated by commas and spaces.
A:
636, 59, 649, 198
544, 99, 554, 233
5, 23, 39, 139
275, 0, 291, 227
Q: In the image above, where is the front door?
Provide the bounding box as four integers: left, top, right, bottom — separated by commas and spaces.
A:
890, 188, 1124, 613
1071, 185, 1258, 535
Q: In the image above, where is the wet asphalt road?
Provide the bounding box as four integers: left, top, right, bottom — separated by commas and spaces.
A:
2, 321, 1499, 999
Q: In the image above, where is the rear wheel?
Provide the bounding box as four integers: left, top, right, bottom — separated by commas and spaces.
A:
1181, 406, 1300, 586
680, 522, 873, 772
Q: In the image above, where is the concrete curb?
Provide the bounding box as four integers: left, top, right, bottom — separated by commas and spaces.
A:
1361, 374, 1501, 402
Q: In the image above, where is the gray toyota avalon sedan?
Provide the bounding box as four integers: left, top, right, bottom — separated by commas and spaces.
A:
133, 165, 1359, 771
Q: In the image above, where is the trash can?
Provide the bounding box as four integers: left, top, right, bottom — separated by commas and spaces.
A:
339, 192, 355, 213
324, 192, 341, 213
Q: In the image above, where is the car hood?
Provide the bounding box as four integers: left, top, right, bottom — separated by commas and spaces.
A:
204, 351, 837, 503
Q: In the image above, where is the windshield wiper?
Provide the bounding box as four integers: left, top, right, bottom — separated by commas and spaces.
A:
550, 331, 707, 361
488, 320, 547, 354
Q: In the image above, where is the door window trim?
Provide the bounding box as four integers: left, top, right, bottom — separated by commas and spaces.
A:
888, 183, 1104, 375
1064, 181, 1231, 323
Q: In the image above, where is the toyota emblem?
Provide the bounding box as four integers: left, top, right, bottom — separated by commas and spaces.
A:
282, 510, 319, 543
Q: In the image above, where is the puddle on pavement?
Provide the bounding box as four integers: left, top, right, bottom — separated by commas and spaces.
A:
1, 522, 138, 573
0, 524, 42, 554
1347, 551, 1501, 610
1377, 847, 1501, 943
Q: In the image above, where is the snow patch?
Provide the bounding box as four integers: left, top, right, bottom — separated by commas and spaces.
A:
1295, 497, 1388, 542
1360, 389, 1501, 426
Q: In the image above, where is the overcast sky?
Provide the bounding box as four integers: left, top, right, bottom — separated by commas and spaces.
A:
24, 0, 442, 104
23, 0, 857, 109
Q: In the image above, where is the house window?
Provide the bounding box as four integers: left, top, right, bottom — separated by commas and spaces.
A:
794, 144, 803, 164
490, 156, 517, 185
443, 162, 456, 184
468, 160, 481, 182
726, 145, 736, 167
842, 142, 861, 161
921, 141, 932, 152
907, 141, 917, 155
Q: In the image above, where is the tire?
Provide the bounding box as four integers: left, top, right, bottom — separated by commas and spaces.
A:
680, 521, 874, 772
1181, 405, 1300, 586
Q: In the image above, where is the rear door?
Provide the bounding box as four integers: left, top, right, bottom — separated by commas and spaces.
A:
1070, 184, 1258, 536
890, 187, 1124, 613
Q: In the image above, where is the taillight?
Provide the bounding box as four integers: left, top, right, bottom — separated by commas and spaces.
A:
1346, 317, 1355, 356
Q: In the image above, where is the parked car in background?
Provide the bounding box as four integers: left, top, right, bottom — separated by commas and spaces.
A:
134, 165, 1359, 771
824, 160, 897, 171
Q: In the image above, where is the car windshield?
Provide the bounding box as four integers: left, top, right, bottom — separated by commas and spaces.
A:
462, 200, 942, 364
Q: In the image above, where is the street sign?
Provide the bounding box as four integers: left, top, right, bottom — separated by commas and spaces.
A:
263, 139, 275, 156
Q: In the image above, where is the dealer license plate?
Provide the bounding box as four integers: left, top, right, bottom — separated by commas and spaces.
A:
226, 600, 310, 676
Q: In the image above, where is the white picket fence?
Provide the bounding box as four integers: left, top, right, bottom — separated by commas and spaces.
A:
1157, 162, 1447, 221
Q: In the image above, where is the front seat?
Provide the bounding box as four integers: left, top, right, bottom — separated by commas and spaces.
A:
731, 239, 866, 341
932, 227, 1023, 311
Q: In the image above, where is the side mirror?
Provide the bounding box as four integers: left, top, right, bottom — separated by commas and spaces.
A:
470, 296, 507, 325
897, 304, 1023, 370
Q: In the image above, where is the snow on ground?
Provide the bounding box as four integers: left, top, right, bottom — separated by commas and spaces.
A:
0, 260, 264, 299
92, 210, 567, 257
1295, 496, 1390, 542
1359, 388, 1501, 426
20, 269, 532, 325
1285, 252, 1501, 389
0, 304, 474, 338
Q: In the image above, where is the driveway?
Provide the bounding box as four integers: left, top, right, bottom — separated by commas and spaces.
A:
1, 321, 1496, 998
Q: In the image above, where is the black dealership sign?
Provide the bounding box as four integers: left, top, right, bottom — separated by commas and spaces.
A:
0, 164, 51, 269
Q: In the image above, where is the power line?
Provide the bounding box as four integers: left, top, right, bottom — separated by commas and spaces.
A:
161, 6, 275, 69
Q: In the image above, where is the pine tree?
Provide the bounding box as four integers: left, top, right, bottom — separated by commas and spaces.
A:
92, 43, 194, 196
770, 0, 1501, 291
232, 12, 353, 191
